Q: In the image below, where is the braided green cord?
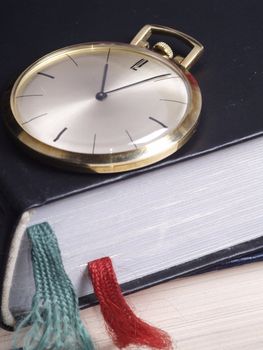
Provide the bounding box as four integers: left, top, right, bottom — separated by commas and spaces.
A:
13, 222, 95, 350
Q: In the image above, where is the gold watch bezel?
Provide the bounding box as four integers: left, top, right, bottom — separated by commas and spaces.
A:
4, 42, 202, 173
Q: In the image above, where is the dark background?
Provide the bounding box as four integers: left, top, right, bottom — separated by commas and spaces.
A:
0, 0, 263, 207
1, 0, 263, 138
0, 0, 262, 206
0, 0, 263, 205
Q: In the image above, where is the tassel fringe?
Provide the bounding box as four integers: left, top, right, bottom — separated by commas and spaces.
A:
88, 257, 173, 350
13, 222, 94, 350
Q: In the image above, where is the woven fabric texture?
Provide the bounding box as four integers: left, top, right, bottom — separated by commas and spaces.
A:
13, 222, 94, 350
88, 257, 172, 349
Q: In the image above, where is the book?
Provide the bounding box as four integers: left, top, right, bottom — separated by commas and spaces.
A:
1, 261, 263, 350
0, 0, 263, 330
6, 134, 263, 319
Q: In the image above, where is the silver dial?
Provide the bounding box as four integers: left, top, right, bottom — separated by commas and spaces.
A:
12, 45, 189, 155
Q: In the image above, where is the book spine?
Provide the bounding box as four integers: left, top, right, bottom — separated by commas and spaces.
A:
0, 187, 22, 330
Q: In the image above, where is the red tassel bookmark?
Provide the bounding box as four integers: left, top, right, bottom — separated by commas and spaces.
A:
88, 257, 173, 350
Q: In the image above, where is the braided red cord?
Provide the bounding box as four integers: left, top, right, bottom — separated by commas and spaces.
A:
88, 257, 173, 349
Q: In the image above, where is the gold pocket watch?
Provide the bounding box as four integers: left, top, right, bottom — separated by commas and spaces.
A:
5, 24, 203, 173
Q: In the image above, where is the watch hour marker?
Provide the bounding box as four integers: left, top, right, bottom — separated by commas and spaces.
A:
37, 72, 55, 79
149, 117, 168, 128
16, 94, 43, 98
22, 113, 48, 125
125, 130, 137, 149
92, 133, 96, 154
160, 98, 187, 104
53, 127, 67, 142
66, 54, 78, 67
130, 58, 148, 71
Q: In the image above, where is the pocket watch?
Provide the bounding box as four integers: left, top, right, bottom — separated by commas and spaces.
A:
4, 24, 203, 173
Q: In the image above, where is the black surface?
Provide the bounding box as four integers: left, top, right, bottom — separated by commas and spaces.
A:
0, 0, 263, 211
0, 0, 263, 329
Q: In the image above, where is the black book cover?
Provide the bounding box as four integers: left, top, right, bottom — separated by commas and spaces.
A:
0, 0, 263, 328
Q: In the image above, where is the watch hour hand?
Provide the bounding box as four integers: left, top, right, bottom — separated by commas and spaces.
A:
105, 73, 171, 95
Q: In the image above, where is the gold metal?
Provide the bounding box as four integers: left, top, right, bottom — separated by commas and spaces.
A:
131, 24, 204, 70
5, 26, 203, 174
152, 42, 174, 59
174, 55, 184, 65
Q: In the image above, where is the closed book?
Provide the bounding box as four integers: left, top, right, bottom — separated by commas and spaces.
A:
0, 0, 263, 330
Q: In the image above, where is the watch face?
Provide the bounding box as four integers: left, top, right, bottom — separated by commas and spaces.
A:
7, 43, 201, 172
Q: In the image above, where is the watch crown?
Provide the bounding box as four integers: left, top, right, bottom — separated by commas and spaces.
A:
152, 42, 174, 59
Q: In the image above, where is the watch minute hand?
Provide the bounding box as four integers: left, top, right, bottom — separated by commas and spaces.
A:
96, 49, 111, 101
100, 63, 109, 93
105, 73, 171, 94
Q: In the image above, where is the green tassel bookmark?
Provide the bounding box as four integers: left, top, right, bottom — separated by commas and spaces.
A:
13, 222, 95, 350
